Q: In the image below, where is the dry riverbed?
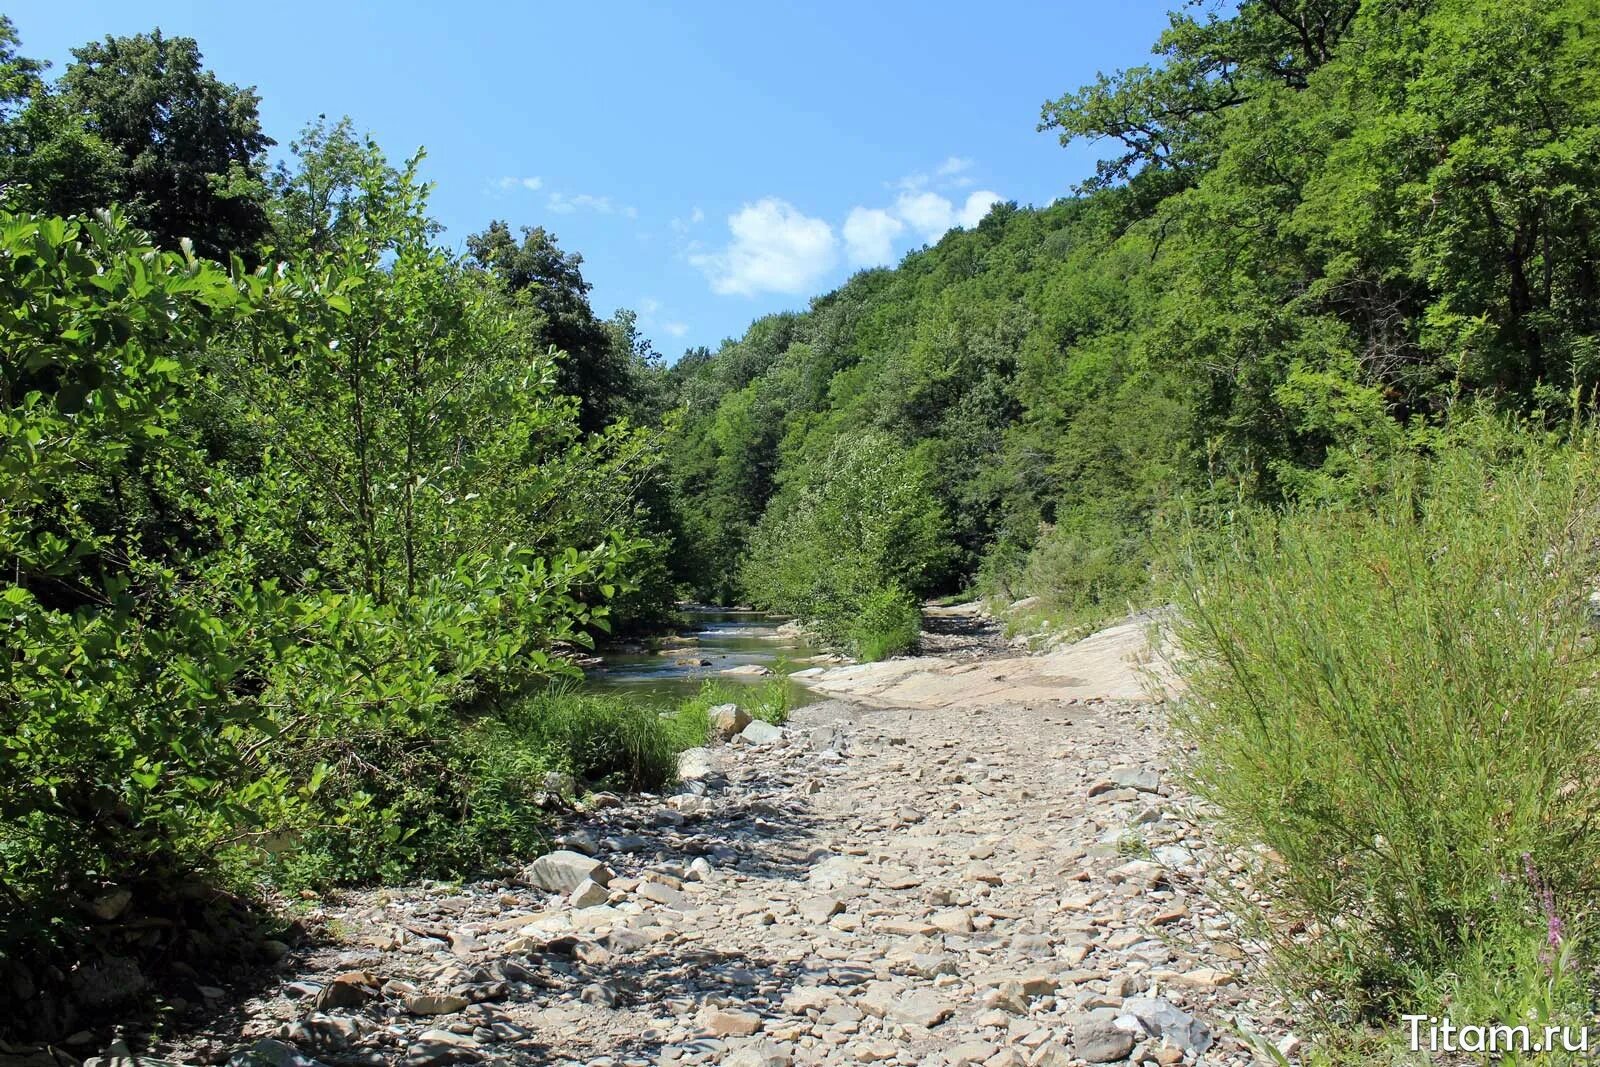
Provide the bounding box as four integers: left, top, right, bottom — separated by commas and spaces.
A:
119, 614, 1290, 1067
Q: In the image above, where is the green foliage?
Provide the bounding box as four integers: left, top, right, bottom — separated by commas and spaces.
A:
740, 432, 950, 657
848, 588, 922, 663
0, 161, 650, 966
682, 678, 791, 726
498, 688, 689, 794
2, 29, 273, 258
1172, 417, 1600, 1022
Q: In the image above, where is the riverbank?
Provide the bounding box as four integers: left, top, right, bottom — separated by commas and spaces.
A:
61, 608, 1287, 1067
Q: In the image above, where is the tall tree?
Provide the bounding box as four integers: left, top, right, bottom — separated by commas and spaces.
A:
38, 30, 273, 257
467, 220, 630, 430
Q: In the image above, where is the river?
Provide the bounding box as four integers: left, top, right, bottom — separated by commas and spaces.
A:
581, 607, 834, 707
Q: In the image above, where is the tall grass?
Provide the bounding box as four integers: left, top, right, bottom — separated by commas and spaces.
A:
681, 677, 791, 725
1172, 418, 1600, 1028
497, 685, 708, 792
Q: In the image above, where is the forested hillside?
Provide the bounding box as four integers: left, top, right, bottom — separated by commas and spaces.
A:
665, 0, 1600, 653
5, 0, 1600, 1056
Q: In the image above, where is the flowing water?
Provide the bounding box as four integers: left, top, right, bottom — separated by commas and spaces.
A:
581, 607, 833, 706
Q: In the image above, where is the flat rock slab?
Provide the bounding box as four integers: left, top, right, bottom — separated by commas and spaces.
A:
799, 616, 1182, 708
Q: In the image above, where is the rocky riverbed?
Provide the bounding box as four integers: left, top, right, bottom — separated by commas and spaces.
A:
81, 616, 1292, 1067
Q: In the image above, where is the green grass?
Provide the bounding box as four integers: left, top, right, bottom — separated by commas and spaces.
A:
1170, 417, 1600, 1046
681, 677, 791, 725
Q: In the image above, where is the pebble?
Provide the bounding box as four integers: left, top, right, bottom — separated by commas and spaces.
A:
147, 620, 1281, 1067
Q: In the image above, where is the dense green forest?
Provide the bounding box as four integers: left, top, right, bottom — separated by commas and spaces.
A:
665, 0, 1600, 655
4, 0, 1600, 1054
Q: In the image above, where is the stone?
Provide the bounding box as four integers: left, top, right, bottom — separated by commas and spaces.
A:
1072, 1015, 1135, 1063
554, 828, 599, 855
1118, 997, 1213, 1056
724, 1043, 791, 1067
401, 1029, 480, 1067
89, 887, 133, 922
404, 993, 469, 1015
700, 1007, 763, 1036
1109, 766, 1160, 794
524, 850, 611, 894
721, 664, 775, 677
799, 895, 844, 923
581, 981, 620, 1007
312, 972, 378, 1011
889, 990, 954, 1028
678, 747, 716, 780
226, 1038, 326, 1067
740, 720, 784, 745
569, 878, 611, 908
639, 879, 688, 909
711, 703, 753, 738
930, 908, 974, 934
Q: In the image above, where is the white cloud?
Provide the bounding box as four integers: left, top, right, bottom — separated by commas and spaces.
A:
639, 297, 662, 315
842, 206, 905, 267
690, 198, 838, 296
936, 156, 972, 178
691, 207, 705, 224
894, 190, 957, 241
891, 188, 1003, 242
959, 189, 1003, 227
548, 191, 621, 215
662, 321, 689, 338
493, 175, 543, 192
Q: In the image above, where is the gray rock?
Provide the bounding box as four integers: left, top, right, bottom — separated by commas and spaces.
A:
554, 828, 599, 855
1109, 766, 1160, 794
721, 664, 774, 677
404, 992, 469, 1015
798, 895, 843, 923
581, 981, 620, 1007
568, 878, 611, 908
890, 989, 954, 1028
740, 720, 784, 745
711, 703, 752, 738
639, 879, 687, 909
85, 1040, 186, 1067
1119, 996, 1213, 1055
89, 887, 132, 922
1072, 1014, 1135, 1063
678, 747, 716, 780
227, 1039, 327, 1067
724, 1043, 791, 1067
524, 850, 611, 894
401, 1029, 480, 1067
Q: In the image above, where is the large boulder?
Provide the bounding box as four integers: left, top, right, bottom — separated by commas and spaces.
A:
678, 747, 715, 780
710, 703, 752, 739
740, 720, 784, 745
721, 664, 774, 677
524, 850, 611, 894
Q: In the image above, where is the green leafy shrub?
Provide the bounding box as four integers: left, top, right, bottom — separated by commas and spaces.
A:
0, 157, 652, 979
1173, 418, 1600, 1020
848, 587, 922, 662
740, 432, 948, 658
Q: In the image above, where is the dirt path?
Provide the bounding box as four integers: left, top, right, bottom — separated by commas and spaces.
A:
150, 615, 1287, 1067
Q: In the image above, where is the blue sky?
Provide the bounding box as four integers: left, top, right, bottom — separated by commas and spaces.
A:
8, 1, 1180, 357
